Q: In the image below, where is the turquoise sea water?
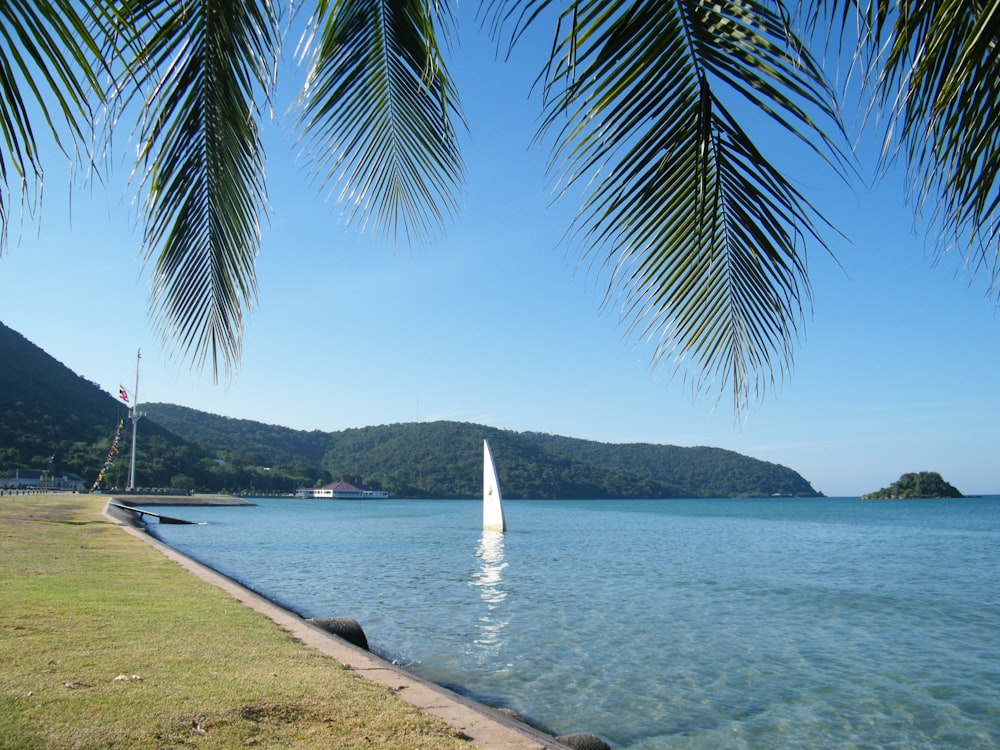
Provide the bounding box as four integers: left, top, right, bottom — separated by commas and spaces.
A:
145, 497, 1000, 749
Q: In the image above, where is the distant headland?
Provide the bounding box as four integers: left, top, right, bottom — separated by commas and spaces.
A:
861, 471, 963, 500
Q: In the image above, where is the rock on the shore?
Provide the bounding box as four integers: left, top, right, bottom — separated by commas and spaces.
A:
556, 732, 611, 750
496, 707, 527, 723
556, 733, 611, 750
307, 617, 370, 651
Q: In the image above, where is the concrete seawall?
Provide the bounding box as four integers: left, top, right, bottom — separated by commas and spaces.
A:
102, 493, 256, 506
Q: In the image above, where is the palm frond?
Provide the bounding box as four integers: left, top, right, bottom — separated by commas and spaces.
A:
803, 0, 999, 293
295, 0, 465, 244
491, 0, 846, 414
121, 0, 280, 381
0, 0, 107, 249
875, 0, 1000, 292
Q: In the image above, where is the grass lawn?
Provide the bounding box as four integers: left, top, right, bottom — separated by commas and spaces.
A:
0, 493, 476, 749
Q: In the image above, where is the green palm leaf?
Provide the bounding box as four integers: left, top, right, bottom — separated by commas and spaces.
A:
806, 0, 999, 292
295, 0, 464, 244
874, 0, 999, 290
116, 0, 280, 381
490, 0, 847, 412
0, 0, 106, 248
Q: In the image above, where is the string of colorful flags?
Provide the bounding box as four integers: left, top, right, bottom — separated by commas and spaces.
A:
92, 419, 125, 491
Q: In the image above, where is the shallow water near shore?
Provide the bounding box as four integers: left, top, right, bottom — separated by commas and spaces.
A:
144, 497, 1000, 749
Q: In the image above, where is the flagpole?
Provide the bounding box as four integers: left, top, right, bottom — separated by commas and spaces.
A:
128, 349, 141, 492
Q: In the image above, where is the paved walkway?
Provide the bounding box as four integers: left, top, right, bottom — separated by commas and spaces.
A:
103, 501, 569, 750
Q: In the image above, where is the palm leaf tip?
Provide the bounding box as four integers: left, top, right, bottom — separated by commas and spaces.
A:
511, 0, 838, 414
0, 0, 110, 250
295, 0, 465, 245
126, 0, 278, 381
841, 0, 999, 294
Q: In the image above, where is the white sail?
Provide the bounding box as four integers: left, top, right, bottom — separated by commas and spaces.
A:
483, 440, 507, 532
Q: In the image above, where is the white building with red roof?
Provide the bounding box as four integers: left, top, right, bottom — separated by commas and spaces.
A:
294, 480, 388, 499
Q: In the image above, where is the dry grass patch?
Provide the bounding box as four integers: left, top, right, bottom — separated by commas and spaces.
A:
0, 494, 476, 749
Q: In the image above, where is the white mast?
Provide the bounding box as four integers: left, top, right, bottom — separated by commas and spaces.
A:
127, 350, 141, 492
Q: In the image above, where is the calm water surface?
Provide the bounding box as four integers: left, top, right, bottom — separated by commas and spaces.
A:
145, 497, 1000, 749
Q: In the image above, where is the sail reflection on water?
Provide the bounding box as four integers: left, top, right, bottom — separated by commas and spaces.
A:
470, 531, 509, 657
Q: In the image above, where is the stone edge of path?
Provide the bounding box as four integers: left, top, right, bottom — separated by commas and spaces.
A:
102, 500, 570, 750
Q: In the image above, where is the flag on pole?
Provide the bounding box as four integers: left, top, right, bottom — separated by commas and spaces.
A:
119, 385, 129, 403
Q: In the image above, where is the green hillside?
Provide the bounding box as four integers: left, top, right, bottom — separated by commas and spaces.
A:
523, 433, 817, 498
142, 406, 822, 499
0, 323, 129, 472
0, 321, 326, 492
140, 402, 332, 467
2, 321, 822, 498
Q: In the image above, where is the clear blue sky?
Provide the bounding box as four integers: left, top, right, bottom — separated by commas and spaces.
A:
2, 9, 997, 497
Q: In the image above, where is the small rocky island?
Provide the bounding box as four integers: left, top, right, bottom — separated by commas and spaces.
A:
862, 471, 963, 499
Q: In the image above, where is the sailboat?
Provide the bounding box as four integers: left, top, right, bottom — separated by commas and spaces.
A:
483, 440, 507, 532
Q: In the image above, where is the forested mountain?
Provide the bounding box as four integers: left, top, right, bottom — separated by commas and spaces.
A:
1, 322, 128, 473
523, 433, 815, 499
138, 409, 685, 498
142, 406, 821, 499
0, 321, 327, 492
140, 402, 332, 467
2, 321, 822, 497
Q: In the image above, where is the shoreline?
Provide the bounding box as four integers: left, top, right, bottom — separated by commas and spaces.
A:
103, 499, 571, 750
